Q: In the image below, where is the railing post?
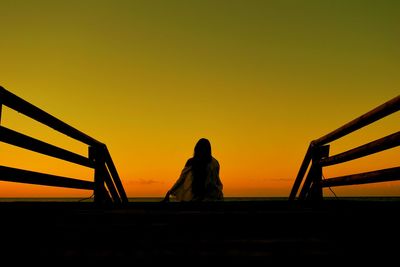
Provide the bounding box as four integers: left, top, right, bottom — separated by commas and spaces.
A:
89, 145, 111, 205
299, 145, 330, 201
289, 143, 314, 201
308, 145, 330, 202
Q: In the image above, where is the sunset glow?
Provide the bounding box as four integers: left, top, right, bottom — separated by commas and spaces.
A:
1, 0, 399, 197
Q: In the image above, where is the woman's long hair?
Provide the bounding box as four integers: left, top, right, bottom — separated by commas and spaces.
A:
191, 138, 212, 200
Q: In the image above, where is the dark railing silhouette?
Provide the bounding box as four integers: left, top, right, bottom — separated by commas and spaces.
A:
289, 95, 400, 201
0, 86, 128, 205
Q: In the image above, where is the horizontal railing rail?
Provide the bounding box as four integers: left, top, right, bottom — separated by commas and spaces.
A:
321, 167, 400, 188
0, 165, 94, 190
313, 95, 400, 146
0, 86, 128, 205
319, 131, 400, 167
0, 87, 101, 146
0, 125, 94, 168
289, 95, 400, 201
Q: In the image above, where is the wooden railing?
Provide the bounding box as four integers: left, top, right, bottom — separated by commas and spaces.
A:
289, 95, 400, 201
0, 86, 128, 205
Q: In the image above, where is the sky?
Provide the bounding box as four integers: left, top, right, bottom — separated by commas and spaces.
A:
0, 0, 399, 198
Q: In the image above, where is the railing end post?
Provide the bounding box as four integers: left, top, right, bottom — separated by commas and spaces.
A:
309, 145, 330, 202
0, 101, 2, 125
89, 145, 111, 205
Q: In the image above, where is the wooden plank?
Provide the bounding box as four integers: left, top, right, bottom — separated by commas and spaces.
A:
289, 144, 313, 200
320, 131, 400, 167
0, 86, 101, 146
105, 146, 129, 203
314, 95, 400, 146
103, 165, 122, 204
298, 163, 317, 200
0, 165, 94, 190
321, 167, 400, 187
298, 145, 329, 201
92, 145, 108, 204
0, 126, 94, 168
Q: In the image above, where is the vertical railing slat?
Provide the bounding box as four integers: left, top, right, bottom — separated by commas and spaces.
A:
0, 101, 3, 125
288, 143, 313, 201
105, 147, 129, 203
91, 145, 112, 204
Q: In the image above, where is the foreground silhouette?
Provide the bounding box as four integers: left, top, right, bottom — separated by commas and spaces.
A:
163, 138, 223, 202
1, 200, 399, 265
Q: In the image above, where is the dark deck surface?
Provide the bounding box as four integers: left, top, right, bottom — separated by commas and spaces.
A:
1, 200, 399, 266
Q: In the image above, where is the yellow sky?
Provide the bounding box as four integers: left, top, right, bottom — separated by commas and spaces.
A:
0, 0, 399, 197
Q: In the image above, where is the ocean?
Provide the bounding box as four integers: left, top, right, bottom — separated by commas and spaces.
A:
0, 196, 399, 202
0, 197, 286, 202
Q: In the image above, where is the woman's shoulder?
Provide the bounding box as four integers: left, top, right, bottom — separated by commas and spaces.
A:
211, 157, 220, 167
186, 157, 219, 167
185, 158, 194, 167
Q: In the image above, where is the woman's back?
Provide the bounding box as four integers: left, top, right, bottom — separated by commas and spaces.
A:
164, 138, 223, 202
185, 157, 223, 201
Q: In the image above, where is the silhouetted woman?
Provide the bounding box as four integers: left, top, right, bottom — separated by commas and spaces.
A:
163, 138, 223, 202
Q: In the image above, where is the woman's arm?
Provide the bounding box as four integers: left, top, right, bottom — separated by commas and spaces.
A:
162, 190, 170, 202
169, 166, 191, 193
162, 160, 192, 202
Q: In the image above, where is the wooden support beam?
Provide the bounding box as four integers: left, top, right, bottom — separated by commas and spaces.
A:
0, 86, 102, 146
103, 165, 122, 204
320, 131, 400, 167
0, 126, 94, 168
298, 145, 330, 201
90, 145, 113, 205
0, 165, 94, 189
314, 95, 400, 146
105, 147, 129, 203
289, 143, 313, 201
322, 167, 400, 187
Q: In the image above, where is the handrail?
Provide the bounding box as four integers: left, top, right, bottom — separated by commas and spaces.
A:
320, 131, 400, 167
321, 167, 400, 187
313, 95, 400, 146
0, 86, 101, 146
289, 94, 400, 201
0, 165, 94, 190
0, 126, 94, 168
0, 86, 127, 205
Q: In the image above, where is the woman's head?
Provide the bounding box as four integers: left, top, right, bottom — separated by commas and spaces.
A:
193, 138, 212, 161
191, 138, 212, 200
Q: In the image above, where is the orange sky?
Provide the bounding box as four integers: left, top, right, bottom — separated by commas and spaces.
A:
0, 0, 399, 198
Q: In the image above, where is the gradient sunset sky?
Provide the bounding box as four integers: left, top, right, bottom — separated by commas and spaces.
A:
0, 0, 399, 198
